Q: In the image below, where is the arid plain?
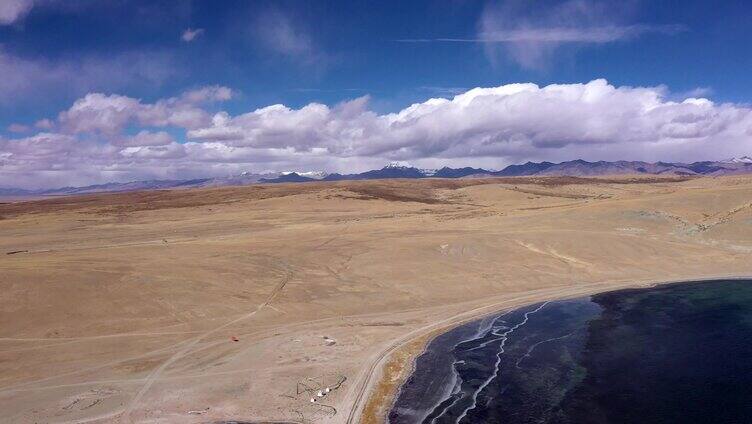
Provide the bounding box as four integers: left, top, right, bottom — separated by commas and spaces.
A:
1, 175, 751, 424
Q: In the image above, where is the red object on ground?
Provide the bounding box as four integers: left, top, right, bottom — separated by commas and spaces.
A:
231, 336, 239, 342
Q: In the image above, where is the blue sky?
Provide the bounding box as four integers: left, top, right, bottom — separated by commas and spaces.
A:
1, 0, 752, 188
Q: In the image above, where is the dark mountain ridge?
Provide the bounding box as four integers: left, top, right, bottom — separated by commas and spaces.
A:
3, 157, 751, 197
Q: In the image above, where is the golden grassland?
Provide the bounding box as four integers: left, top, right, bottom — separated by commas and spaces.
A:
1, 175, 751, 423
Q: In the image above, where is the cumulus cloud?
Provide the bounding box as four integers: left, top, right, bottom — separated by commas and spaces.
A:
181, 28, 204, 42
2, 132, 78, 158
58, 85, 234, 135
187, 80, 751, 160
0, 0, 35, 25
2, 79, 752, 189
34, 118, 54, 129
118, 130, 175, 147
120, 143, 186, 160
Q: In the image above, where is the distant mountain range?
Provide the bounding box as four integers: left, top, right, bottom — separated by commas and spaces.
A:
0, 172, 282, 197
262, 157, 752, 183
3, 157, 751, 198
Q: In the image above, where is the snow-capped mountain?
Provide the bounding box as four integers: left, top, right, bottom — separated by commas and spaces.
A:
384, 161, 413, 169
724, 156, 752, 164
369, 162, 437, 176
281, 170, 329, 179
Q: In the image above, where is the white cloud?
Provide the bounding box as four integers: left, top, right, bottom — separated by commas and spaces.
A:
2, 132, 77, 157
118, 130, 175, 147
120, 143, 186, 159
3, 79, 752, 189
58, 85, 234, 135
58, 93, 142, 135
181, 28, 204, 42
34, 118, 54, 129
0, 0, 35, 25
186, 80, 751, 161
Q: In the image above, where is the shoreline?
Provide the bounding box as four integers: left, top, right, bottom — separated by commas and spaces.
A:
355, 274, 752, 424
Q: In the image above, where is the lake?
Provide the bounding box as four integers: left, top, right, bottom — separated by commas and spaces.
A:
389, 279, 752, 424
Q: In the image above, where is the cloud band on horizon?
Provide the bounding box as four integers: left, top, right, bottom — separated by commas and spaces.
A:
2, 79, 752, 189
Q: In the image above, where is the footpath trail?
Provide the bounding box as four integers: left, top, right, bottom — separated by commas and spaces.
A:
123, 265, 293, 422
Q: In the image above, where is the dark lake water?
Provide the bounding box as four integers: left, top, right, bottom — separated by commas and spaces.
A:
389, 279, 752, 424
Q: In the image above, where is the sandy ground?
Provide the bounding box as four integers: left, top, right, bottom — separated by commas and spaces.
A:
1, 175, 751, 424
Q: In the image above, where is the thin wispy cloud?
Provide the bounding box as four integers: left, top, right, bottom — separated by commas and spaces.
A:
290, 87, 368, 93
417, 86, 469, 96
399, 0, 686, 70
397, 24, 685, 44
481, 0, 685, 69
675, 87, 714, 99
181, 28, 204, 42
0, 0, 35, 25
253, 9, 330, 71
0, 48, 177, 103
7, 123, 30, 133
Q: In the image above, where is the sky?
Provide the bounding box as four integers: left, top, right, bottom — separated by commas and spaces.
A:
1, 0, 752, 189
